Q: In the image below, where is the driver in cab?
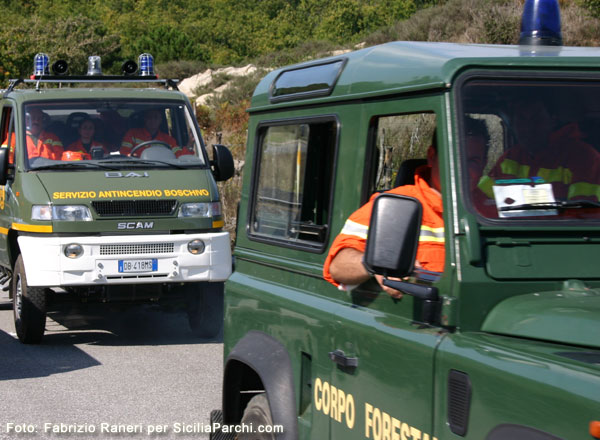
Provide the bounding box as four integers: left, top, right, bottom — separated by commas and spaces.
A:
26, 108, 64, 160
120, 108, 192, 158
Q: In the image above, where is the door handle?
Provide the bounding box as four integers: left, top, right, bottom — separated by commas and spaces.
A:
329, 349, 358, 368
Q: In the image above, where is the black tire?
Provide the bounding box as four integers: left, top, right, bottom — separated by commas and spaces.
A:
238, 394, 276, 440
186, 282, 224, 338
12, 255, 47, 344
208, 409, 236, 440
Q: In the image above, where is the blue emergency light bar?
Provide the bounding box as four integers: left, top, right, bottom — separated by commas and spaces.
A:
29, 53, 159, 80
519, 0, 562, 46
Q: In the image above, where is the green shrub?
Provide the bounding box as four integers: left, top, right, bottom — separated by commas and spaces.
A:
156, 60, 209, 80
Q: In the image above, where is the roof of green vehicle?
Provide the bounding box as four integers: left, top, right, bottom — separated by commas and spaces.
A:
250, 41, 600, 112
2, 85, 188, 105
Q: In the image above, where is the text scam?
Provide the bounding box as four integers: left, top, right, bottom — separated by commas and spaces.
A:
314, 378, 439, 440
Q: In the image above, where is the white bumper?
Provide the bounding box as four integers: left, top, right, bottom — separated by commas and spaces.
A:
17, 232, 231, 287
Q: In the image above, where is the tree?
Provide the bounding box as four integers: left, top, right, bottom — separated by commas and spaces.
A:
0, 15, 119, 82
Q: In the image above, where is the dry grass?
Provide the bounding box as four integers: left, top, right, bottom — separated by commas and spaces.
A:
365, 0, 600, 47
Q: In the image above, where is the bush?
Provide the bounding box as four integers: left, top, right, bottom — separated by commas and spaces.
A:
0, 14, 120, 82
364, 0, 600, 47
156, 60, 209, 81
579, 0, 600, 18
254, 40, 341, 68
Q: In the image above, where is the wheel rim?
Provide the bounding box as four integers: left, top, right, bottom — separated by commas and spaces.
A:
15, 274, 22, 319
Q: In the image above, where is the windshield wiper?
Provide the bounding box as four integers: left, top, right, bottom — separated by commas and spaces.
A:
500, 200, 600, 212
98, 159, 187, 169
32, 162, 119, 171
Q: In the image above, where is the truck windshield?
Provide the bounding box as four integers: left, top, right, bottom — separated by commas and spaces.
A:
461, 77, 600, 221
22, 100, 206, 170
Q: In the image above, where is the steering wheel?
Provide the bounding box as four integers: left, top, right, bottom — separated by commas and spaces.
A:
129, 140, 172, 156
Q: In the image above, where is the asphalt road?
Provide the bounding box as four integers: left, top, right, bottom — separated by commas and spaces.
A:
0, 289, 223, 440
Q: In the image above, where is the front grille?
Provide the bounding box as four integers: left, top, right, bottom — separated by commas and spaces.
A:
100, 243, 175, 256
92, 200, 177, 217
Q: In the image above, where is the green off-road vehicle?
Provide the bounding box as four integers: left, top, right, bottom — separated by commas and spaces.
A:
0, 54, 234, 343
216, 1, 600, 439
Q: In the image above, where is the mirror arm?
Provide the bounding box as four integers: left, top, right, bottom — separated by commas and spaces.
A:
382, 278, 439, 301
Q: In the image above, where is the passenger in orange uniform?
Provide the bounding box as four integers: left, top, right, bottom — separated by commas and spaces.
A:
66, 116, 108, 159
26, 108, 63, 160
323, 137, 444, 299
120, 109, 192, 158
477, 98, 600, 203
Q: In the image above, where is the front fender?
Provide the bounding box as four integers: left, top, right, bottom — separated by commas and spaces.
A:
223, 330, 298, 440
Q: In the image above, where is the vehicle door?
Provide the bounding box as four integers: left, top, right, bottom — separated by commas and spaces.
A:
326, 98, 447, 440
242, 115, 342, 439
0, 103, 15, 261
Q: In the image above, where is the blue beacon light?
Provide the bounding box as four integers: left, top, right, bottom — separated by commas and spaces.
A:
519, 0, 562, 46
33, 53, 50, 76
139, 53, 155, 76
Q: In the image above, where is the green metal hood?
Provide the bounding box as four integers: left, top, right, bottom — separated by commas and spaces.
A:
482, 280, 600, 349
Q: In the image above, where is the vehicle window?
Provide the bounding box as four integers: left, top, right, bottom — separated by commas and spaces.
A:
461, 78, 600, 221
249, 119, 337, 249
22, 100, 205, 170
0, 106, 15, 164
369, 113, 436, 195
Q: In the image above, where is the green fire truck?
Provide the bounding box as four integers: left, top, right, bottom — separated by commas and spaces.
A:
217, 1, 600, 439
0, 54, 234, 344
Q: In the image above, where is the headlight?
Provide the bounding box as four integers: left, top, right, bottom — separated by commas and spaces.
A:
32, 205, 92, 221
178, 202, 222, 218
187, 239, 206, 255
64, 243, 84, 258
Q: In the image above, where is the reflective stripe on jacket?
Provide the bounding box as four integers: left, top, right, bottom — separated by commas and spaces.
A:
27, 131, 63, 160
478, 123, 600, 201
120, 128, 177, 156
323, 166, 444, 287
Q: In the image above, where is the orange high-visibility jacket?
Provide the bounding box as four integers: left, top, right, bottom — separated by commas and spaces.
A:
26, 131, 63, 160
67, 139, 109, 155
1, 134, 15, 163
478, 123, 600, 201
120, 128, 192, 157
323, 166, 444, 288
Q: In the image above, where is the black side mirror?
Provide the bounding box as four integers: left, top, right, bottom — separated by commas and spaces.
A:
364, 194, 440, 307
211, 144, 234, 182
0, 148, 9, 185
364, 194, 422, 278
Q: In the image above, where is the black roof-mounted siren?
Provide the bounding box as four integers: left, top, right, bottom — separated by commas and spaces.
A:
52, 60, 69, 76
122, 60, 138, 76
519, 0, 563, 46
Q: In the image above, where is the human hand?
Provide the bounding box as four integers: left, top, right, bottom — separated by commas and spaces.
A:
374, 260, 423, 299
375, 274, 403, 299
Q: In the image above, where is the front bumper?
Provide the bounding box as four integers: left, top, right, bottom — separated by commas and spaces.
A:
18, 232, 231, 287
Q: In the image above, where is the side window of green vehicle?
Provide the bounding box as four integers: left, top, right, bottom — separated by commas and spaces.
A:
0, 105, 15, 164
366, 112, 437, 197
249, 118, 338, 250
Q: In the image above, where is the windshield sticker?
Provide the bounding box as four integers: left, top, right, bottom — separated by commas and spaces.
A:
52, 189, 210, 200
493, 183, 557, 217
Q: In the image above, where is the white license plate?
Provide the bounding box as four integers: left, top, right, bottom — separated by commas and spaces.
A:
118, 259, 158, 273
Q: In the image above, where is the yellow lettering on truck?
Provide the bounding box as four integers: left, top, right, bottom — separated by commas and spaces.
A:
314, 378, 356, 430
